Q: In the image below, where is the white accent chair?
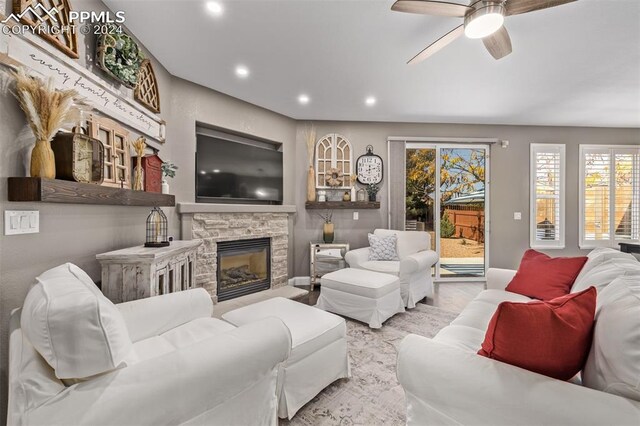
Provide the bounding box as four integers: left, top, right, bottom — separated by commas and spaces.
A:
344, 229, 438, 308
8, 264, 291, 426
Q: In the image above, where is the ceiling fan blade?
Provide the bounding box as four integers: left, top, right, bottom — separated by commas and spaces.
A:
408, 25, 465, 64
483, 26, 513, 60
391, 0, 471, 17
505, 0, 577, 16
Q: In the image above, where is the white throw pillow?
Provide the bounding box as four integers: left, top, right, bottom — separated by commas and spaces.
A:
582, 276, 640, 401
368, 233, 399, 261
571, 258, 640, 293
21, 263, 134, 380
374, 229, 429, 258
574, 249, 637, 286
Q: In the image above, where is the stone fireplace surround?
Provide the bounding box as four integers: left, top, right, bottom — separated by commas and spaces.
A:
178, 203, 296, 303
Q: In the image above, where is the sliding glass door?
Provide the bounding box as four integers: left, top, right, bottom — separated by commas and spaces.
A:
404, 143, 489, 281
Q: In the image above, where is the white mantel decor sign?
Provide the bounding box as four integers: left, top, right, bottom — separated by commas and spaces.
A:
0, 24, 165, 144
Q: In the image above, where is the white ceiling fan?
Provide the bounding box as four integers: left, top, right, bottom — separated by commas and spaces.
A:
392, 0, 577, 63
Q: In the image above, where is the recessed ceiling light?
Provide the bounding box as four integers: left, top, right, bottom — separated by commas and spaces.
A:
235, 65, 249, 78
365, 96, 377, 106
205, 1, 223, 16
199, 170, 206, 175
212, 169, 220, 173
298, 94, 310, 105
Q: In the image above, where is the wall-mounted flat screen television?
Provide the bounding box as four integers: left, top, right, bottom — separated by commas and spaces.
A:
195, 127, 283, 204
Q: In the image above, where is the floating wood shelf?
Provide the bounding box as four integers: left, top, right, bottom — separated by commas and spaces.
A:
305, 201, 380, 210
8, 178, 175, 207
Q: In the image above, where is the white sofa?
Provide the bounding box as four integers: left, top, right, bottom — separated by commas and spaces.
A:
397, 248, 640, 425
345, 229, 438, 308
8, 264, 291, 426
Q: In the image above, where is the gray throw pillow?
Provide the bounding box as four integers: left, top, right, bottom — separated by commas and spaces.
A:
368, 233, 399, 261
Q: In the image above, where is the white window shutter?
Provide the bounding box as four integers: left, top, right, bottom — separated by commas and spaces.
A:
530, 144, 565, 249
580, 146, 640, 248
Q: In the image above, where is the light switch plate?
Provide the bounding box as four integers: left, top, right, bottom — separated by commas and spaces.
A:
353, 212, 359, 220
514, 212, 522, 220
5, 210, 39, 235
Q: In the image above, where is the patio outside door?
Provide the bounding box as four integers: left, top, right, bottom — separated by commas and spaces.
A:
404, 143, 489, 281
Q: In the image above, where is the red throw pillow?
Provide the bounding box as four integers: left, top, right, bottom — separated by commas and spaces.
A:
505, 249, 588, 300
478, 287, 596, 381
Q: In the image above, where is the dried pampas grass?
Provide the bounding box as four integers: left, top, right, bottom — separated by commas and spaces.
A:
6, 68, 86, 142
305, 124, 316, 167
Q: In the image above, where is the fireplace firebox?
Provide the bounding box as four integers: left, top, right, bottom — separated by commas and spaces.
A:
217, 238, 271, 301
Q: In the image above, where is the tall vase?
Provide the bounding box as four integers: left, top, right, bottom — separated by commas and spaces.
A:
323, 222, 335, 243
307, 165, 316, 202
30, 139, 56, 179
133, 157, 144, 191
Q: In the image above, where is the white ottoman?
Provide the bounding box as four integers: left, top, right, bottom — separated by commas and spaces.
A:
222, 297, 350, 419
316, 268, 405, 329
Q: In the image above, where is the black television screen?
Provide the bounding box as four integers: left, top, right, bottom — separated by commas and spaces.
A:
196, 132, 283, 204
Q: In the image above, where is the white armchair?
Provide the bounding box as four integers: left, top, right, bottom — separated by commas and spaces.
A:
9, 277, 291, 426
344, 229, 438, 308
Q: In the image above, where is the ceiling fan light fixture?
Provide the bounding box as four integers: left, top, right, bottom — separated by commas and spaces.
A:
464, 4, 505, 39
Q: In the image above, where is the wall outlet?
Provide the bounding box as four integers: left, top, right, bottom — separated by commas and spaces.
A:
5, 210, 39, 235
513, 212, 522, 220
353, 212, 359, 220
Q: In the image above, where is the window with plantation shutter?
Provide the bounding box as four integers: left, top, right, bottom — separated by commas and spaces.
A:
530, 144, 565, 249
580, 146, 640, 248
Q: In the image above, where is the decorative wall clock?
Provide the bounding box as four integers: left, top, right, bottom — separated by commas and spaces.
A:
356, 145, 383, 185
51, 130, 104, 184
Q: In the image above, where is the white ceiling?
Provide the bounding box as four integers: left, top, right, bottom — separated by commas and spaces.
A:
104, 0, 640, 127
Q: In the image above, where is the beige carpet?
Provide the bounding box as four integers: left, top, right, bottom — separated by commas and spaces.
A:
282, 304, 459, 426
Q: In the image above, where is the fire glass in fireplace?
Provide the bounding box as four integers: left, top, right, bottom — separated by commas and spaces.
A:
217, 238, 271, 301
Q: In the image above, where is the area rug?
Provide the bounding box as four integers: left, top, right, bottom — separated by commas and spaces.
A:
281, 304, 459, 426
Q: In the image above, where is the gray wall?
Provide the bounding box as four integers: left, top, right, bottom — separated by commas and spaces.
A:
291, 121, 640, 276
0, 1, 177, 419
0, 0, 297, 421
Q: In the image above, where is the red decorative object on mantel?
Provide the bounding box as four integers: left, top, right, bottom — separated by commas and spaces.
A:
142, 154, 163, 193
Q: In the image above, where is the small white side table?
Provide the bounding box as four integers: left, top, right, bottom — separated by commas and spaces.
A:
97, 240, 202, 303
310, 242, 350, 291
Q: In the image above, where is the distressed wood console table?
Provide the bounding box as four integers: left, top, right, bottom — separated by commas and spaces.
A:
97, 240, 202, 303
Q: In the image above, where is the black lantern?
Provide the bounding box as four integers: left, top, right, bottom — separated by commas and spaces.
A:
145, 207, 170, 247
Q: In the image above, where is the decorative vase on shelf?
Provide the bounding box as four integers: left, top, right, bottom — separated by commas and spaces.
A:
323, 222, 335, 243
133, 164, 144, 191
307, 166, 316, 202
161, 179, 169, 194
343, 191, 351, 202
368, 193, 376, 202
31, 139, 56, 179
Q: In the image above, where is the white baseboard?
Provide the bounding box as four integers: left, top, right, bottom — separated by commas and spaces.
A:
288, 276, 311, 287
